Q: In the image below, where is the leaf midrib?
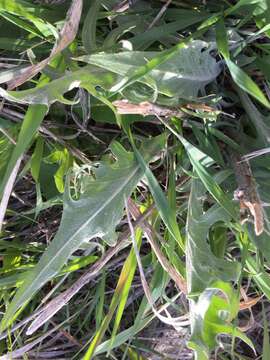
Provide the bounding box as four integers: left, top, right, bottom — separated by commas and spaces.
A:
10, 164, 141, 310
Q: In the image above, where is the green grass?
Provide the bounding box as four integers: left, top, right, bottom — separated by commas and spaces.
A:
0, 0, 270, 359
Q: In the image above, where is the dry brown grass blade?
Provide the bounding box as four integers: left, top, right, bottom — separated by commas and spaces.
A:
237, 287, 258, 333
125, 198, 189, 330
239, 287, 262, 311
7, 0, 83, 89
239, 296, 262, 311
230, 151, 264, 236
0, 324, 63, 360
128, 198, 187, 294
147, 0, 172, 30
113, 100, 184, 117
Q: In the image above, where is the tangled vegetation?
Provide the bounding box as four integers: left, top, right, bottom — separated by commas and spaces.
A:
0, 0, 270, 359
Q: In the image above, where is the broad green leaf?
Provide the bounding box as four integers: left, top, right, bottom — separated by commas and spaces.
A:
252, 0, 270, 36
216, 19, 230, 60
108, 20, 214, 94
188, 281, 254, 358
0, 135, 165, 330
0, 12, 45, 39
256, 55, 270, 81
76, 40, 221, 100
209, 225, 228, 259
45, 148, 73, 193
0, 66, 117, 106
0, 54, 67, 200
186, 179, 240, 295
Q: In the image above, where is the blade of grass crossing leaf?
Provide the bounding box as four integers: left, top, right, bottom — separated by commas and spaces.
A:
216, 18, 270, 108
82, 0, 101, 54
60, 255, 98, 275
84, 229, 142, 360
128, 130, 184, 250
110, 24, 212, 94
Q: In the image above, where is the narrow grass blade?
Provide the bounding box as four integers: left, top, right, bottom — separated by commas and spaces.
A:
128, 130, 184, 250
216, 18, 270, 109
82, 0, 101, 54
84, 229, 142, 360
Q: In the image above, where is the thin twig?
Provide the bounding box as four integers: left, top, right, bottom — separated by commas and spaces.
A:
242, 147, 270, 161
128, 199, 187, 294
0, 306, 86, 360
0, 126, 16, 145
0, 107, 91, 163
125, 198, 189, 330
147, 0, 172, 30
39, 126, 90, 163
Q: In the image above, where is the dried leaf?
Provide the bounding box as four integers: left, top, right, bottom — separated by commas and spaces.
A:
7, 0, 83, 89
